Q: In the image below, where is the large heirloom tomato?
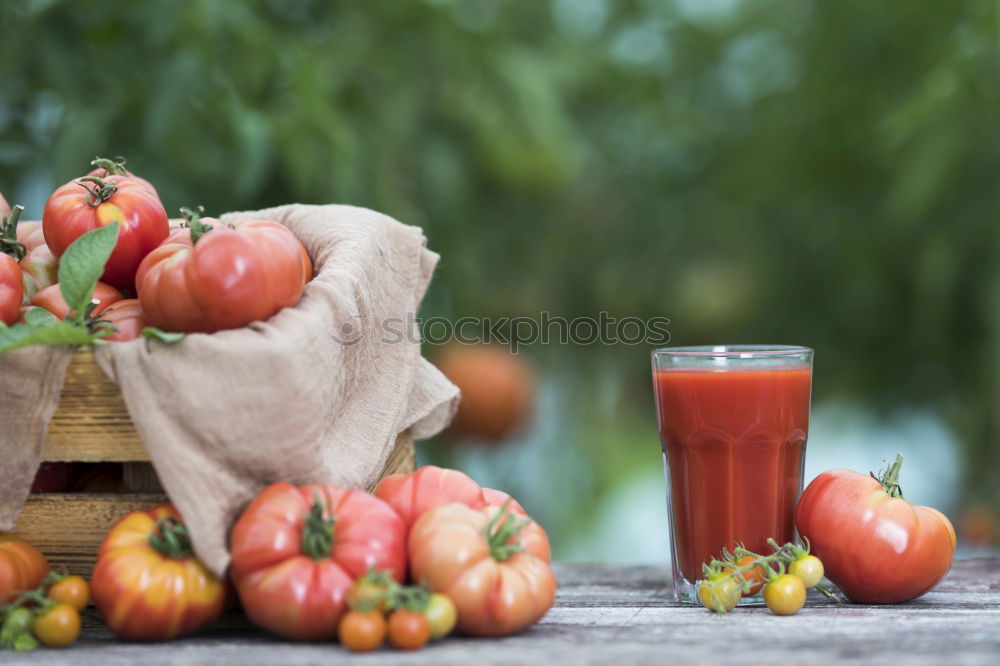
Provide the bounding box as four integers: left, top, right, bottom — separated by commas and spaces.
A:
409, 504, 556, 636
136, 210, 312, 333
374, 465, 486, 531
43, 174, 168, 290
0, 533, 50, 602
90, 504, 225, 640
796, 454, 956, 604
1, 204, 26, 325
230, 483, 407, 641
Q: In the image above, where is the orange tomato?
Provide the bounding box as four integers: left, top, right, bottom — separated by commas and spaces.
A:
90, 504, 225, 640
409, 504, 556, 636
0, 533, 50, 602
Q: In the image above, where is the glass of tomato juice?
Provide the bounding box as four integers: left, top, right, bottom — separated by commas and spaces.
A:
651, 345, 813, 603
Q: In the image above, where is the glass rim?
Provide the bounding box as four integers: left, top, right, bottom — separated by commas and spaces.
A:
651, 344, 813, 358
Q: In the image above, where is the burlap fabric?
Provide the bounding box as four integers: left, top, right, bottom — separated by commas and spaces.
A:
0, 204, 458, 576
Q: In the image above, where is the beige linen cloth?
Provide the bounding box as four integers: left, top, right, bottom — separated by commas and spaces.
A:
0, 204, 459, 576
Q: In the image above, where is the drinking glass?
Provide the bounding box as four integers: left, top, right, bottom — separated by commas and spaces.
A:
651, 345, 813, 603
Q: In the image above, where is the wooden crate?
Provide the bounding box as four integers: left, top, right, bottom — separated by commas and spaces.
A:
12, 349, 416, 576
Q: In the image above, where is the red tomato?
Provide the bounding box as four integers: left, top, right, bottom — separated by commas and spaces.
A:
1, 204, 25, 325
20, 242, 59, 302
0, 192, 8, 215
136, 214, 311, 333
374, 465, 486, 531
101, 298, 145, 342
0, 533, 50, 602
0, 253, 20, 326
409, 503, 556, 636
90, 504, 225, 640
43, 174, 168, 290
15, 220, 46, 251
229, 483, 407, 641
796, 454, 956, 604
31, 281, 123, 320
387, 609, 431, 650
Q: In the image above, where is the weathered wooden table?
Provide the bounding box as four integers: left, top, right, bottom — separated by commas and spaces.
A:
5, 559, 998, 665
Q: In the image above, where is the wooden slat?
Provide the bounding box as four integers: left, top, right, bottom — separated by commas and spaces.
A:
12, 493, 166, 576
42, 349, 148, 462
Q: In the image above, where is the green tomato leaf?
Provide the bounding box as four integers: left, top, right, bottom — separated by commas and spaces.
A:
0, 319, 99, 353
12, 632, 38, 652
57, 221, 120, 321
24, 307, 58, 327
141, 326, 185, 344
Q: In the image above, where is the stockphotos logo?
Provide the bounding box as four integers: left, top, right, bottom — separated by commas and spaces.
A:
332, 312, 670, 353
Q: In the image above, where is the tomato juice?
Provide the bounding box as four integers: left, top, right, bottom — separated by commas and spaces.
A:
651, 346, 812, 600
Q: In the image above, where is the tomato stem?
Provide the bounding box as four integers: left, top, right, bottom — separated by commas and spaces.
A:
875, 453, 905, 499
180, 206, 213, 244
484, 500, 527, 561
76, 176, 118, 207
148, 517, 195, 560
90, 156, 129, 176
0, 204, 27, 261
301, 496, 334, 561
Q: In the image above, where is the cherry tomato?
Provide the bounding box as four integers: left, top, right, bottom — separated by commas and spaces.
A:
698, 573, 741, 613
725, 554, 767, 596
789, 555, 824, 588
48, 575, 90, 610
388, 610, 431, 651
346, 572, 395, 613
763, 574, 806, 616
338, 610, 387, 653
425, 593, 457, 640
33, 603, 81, 648
43, 174, 168, 290
31, 281, 123, 320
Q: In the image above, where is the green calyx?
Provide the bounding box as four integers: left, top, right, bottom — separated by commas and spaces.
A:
0, 204, 27, 261
76, 176, 118, 207
301, 496, 334, 561
180, 205, 213, 244
484, 500, 528, 562
149, 517, 195, 559
90, 155, 129, 176
872, 453, 905, 499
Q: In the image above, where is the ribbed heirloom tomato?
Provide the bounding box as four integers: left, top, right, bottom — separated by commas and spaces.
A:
796, 454, 956, 604
43, 174, 168, 290
30, 281, 123, 320
374, 465, 486, 531
136, 209, 311, 333
229, 483, 407, 641
100, 299, 146, 342
409, 503, 556, 636
1, 204, 26, 326
90, 504, 226, 640
0, 533, 50, 602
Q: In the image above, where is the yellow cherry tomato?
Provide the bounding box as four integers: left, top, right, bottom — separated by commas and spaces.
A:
33, 603, 81, 648
763, 574, 806, 616
698, 573, 741, 613
789, 555, 824, 588
48, 575, 90, 610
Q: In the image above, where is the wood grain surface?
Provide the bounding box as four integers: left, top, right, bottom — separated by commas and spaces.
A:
41, 349, 147, 462
1, 559, 996, 664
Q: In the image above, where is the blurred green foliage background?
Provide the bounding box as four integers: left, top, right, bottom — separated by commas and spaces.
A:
1, 0, 998, 559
